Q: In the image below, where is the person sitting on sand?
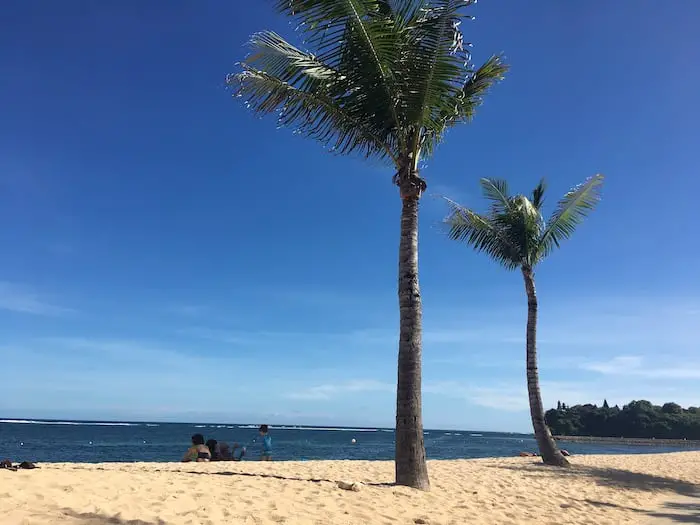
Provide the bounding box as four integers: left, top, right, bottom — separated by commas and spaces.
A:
204, 439, 242, 461
182, 433, 211, 462
218, 441, 244, 461
206, 439, 220, 460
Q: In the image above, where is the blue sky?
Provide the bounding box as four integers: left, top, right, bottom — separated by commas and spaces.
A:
1, 1, 699, 432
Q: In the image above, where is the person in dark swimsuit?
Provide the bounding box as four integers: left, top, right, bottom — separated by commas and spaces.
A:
182, 433, 211, 462
206, 439, 220, 460
205, 439, 242, 461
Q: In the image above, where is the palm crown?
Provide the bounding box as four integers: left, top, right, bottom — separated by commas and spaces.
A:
227, 0, 508, 175
445, 175, 605, 269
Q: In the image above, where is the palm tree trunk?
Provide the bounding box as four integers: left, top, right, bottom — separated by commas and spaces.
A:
522, 265, 570, 467
394, 183, 430, 490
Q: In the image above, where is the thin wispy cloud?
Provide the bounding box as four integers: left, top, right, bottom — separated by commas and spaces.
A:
166, 304, 209, 317
182, 325, 526, 349
582, 355, 700, 379
252, 286, 393, 311
286, 380, 394, 400
286, 378, 586, 412
37, 337, 246, 371
3, 287, 699, 428
422, 380, 590, 412
0, 281, 73, 316
3, 337, 254, 404
426, 355, 522, 368
179, 326, 397, 347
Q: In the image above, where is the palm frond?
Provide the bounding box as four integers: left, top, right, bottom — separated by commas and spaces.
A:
424, 53, 507, 151
531, 178, 546, 210
480, 178, 513, 214
493, 195, 544, 267
538, 174, 604, 258
444, 197, 520, 270
377, 0, 426, 29
400, 1, 471, 135
245, 31, 338, 91
233, 0, 506, 170
276, 1, 402, 142
229, 66, 397, 162
454, 54, 509, 121
277, 0, 394, 60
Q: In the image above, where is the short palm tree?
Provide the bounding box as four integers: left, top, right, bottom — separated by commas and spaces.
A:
445, 175, 604, 466
228, 0, 507, 489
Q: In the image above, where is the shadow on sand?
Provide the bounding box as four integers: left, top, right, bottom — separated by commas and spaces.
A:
178, 469, 394, 487
492, 462, 700, 523
647, 499, 700, 523
492, 462, 700, 497
60, 509, 166, 524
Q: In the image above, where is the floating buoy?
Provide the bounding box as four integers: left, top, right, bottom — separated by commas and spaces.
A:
20, 442, 23, 446
89, 441, 93, 445
351, 438, 357, 444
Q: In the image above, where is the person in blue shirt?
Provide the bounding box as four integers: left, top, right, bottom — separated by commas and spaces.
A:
259, 424, 272, 461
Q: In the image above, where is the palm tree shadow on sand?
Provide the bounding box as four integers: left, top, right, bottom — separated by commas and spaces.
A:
570, 498, 700, 524
179, 469, 394, 487
647, 499, 700, 523
59, 509, 166, 525
492, 462, 700, 522
490, 462, 700, 497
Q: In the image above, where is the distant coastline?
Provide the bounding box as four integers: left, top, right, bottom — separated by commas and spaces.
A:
554, 435, 700, 447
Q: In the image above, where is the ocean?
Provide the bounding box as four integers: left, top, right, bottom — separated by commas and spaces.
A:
2, 419, 698, 463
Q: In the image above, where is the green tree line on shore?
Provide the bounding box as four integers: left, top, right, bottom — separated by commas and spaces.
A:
546, 400, 700, 440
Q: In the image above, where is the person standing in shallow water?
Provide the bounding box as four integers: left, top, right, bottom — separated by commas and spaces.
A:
259, 425, 272, 461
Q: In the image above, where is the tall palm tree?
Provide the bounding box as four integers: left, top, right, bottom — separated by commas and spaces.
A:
228, 0, 507, 489
445, 175, 604, 467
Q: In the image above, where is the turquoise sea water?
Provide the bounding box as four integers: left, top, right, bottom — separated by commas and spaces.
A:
2, 419, 698, 463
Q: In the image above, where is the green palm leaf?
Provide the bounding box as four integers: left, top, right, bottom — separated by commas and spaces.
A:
445, 176, 603, 269
444, 198, 520, 270
246, 31, 338, 89
453, 54, 509, 121
277, 0, 403, 142
377, 0, 426, 28
421, 54, 507, 157
402, 1, 471, 131
538, 174, 604, 258
479, 178, 513, 214
235, 1, 507, 168
231, 66, 396, 161
497, 195, 543, 267
531, 178, 546, 210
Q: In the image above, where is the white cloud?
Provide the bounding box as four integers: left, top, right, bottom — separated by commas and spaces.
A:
582, 355, 644, 374
286, 380, 394, 400
287, 377, 590, 412
182, 325, 527, 350
424, 380, 591, 412
0, 281, 73, 316
180, 326, 398, 348
582, 355, 700, 379
37, 337, 245, 371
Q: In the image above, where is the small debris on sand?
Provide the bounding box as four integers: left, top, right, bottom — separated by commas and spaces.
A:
337, 481, 362, 492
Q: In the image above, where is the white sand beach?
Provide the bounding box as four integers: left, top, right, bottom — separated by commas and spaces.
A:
4, 452, 700, 524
